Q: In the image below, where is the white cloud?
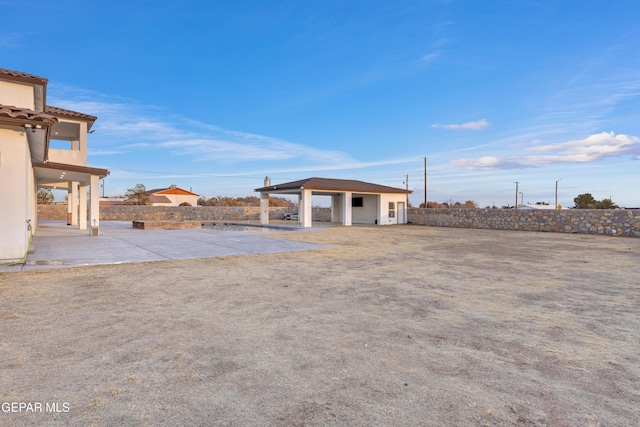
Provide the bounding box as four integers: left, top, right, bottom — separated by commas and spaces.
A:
49, 86, 363, 167
420, 51, 441, 64
451, 156, 525, 170
431, 118, 490, 130
525, 131, 639, 158
452, 131, 640, 169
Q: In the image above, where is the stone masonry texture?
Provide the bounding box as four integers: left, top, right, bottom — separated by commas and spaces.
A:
37, 205, 331, 223
37, 205, 638, 237
407, 208, 639, 237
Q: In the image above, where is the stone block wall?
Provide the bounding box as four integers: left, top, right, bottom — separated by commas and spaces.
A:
37, 204, 638, 237
408, 208, 639, 237
37, 205, 332, 223
37, 203, 67, 220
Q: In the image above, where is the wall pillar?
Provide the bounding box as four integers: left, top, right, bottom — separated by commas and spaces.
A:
342, 192, 352, 226
331, 194, 342, 223
79, 184, 87, 230
89, 175, 100, 235
300, 189, 312, 228
260, 192, 269, 224
68, 182, 78, 226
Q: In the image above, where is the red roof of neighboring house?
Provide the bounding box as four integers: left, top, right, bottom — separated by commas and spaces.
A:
147, 186, 198, 196
149, 195, 172, 204
255, 177, 411, 194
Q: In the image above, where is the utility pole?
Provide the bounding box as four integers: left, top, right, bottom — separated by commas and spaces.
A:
404, 174, 409, 223
519, 192, 524, 206
555, 178, 562, 209
514, 181, 519, 209
423, 157, 428, 208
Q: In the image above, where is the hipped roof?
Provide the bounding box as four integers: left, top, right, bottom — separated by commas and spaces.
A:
255, 177, 411, 194
147, 187, 198, 196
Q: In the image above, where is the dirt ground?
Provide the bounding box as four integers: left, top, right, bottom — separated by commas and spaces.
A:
1, 225, 639, 426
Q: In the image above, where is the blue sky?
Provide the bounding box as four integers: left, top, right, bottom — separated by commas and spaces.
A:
2, 0, 639, 207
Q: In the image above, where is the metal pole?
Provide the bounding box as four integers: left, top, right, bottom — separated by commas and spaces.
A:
514, 181, 519, 209
405, 175, 409, 223
519, 192, 524, 206
423, 157, 427, 208
555, 179, 562, 209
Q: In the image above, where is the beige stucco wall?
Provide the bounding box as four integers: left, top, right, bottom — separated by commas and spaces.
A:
352, 194, 378, 224
47, 120, 88, 166
0, 128, 33, 261
164, 194, 198, 206
349, 193, 407, 225
48, 147, 84, 166
379, 193, 407, 225
0, 81, 34, 110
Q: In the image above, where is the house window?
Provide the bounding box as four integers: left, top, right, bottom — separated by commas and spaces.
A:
389, 202, 395, 218
352, 197, 363, 207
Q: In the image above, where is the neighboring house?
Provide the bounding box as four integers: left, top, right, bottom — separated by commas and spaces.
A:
255, 177, 412, 228
146, 185, 198, 206
0, 68, 108, 262
517, 204, 567, 210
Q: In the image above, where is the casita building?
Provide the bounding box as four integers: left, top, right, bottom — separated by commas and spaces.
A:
255, 177, 412, 228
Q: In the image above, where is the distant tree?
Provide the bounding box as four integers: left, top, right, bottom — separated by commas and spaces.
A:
462, 200, 478, 208
596, 198, 619, 209
535, 201, 550, 205
269, 196, 296, 208
179, 202, 191, 206
573, 193, 597, 209
37, 188, 54, 204
197, 195, 296, 208
124, 184, 150, 205
573, 193, 619, 209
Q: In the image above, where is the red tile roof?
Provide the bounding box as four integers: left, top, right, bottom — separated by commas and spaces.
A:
0, 68, 48, 85
45, 105, 97, 122
147, 187, 198, 196
0, 105, 58, 125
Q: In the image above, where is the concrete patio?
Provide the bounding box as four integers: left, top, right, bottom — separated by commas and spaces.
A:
0, 221, 329, 272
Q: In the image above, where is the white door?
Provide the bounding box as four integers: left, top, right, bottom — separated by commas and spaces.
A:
397, 202, 406, 224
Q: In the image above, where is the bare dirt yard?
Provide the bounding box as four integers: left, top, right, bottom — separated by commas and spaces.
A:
1, 225, 639, 426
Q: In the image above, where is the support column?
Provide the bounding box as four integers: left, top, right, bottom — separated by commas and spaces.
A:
79, 184, 87, 230
342, 192, 352, 226
260, 192, 269, 225
89, 175, 100, 235
300, 189, 312, 228
331, 194, 342, 223
69, 182, 78, 226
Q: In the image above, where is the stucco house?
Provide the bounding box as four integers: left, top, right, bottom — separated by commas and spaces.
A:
0, 68, 108, 263
255, 177, 412, 228
146, 185, 198, 206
